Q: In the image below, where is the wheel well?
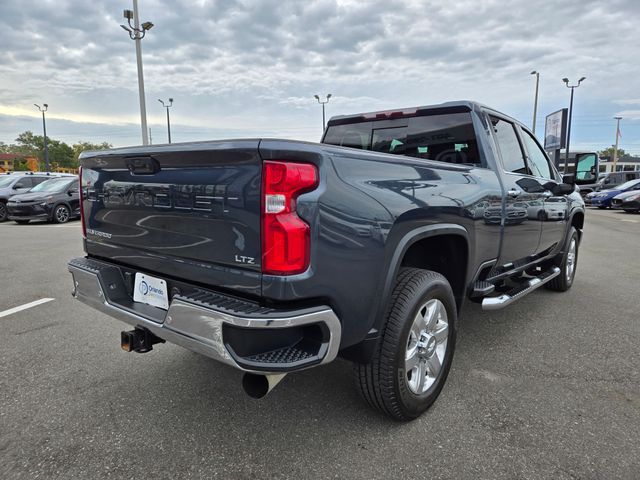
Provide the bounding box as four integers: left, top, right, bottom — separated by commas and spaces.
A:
400, 234, 468, 308
571, 211, 584, 239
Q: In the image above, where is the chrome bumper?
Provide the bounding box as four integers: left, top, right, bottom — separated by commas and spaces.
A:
68, 257, 341, 373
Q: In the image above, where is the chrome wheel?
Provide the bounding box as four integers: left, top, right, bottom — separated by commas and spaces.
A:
405, 298, 449, 395
55, 206, 69, 223
566, 238, 576, 282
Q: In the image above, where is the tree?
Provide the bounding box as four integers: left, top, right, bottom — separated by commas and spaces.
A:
598, 145, 627, 161
7, 131, 113, 170
72, 141, 112, 164
14, 131, 43, 157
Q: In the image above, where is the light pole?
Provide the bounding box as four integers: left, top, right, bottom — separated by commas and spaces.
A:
530, 71, 540, 134
158, 98, 174, 143
562, 76, 586, 175
314, 94, 332, 132
612, 116, 622, 173
120, 1, 154, 146
34, 103, 49, 172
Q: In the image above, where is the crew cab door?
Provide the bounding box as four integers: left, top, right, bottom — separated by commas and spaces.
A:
518, 127, 568, 253
488, 115, 545, 265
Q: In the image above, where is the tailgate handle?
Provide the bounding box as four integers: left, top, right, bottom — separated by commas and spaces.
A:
125, 156, 160, 175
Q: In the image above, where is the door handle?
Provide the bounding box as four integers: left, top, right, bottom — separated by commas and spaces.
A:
507, 188, 522, 198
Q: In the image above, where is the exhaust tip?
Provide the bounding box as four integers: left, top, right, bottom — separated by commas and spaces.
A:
242, 373, 286, 399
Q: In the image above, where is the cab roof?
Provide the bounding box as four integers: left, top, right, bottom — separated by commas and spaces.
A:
326, 100, 520, 128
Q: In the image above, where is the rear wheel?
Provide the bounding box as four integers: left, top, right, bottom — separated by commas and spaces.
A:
546, 227, 579, 292
0, 202, 7, 222
53, 205, 70, 224
354, 268, 457, 421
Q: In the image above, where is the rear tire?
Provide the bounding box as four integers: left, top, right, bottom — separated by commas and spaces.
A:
0, 202, 7, 222
353, 268, 457, 421
546, 227, 579, 292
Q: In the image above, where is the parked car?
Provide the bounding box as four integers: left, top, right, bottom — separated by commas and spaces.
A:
585, 178, 640, 208
67, 101, 587, 420
6, 176, 80, 224
611, 190, 640, 212
0, 172, 71, 222
594, 171, 640, 191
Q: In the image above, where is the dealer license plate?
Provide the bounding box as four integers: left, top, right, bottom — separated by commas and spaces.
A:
133, 273, 169, 310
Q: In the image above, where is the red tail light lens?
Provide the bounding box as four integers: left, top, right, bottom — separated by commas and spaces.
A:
79, 166, 86, 239
262, 161, 318, 275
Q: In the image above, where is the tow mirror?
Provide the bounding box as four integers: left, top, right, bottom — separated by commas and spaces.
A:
574, 153, 598, 184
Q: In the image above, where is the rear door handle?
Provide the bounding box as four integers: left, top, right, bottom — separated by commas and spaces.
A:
507, 188, 522, 198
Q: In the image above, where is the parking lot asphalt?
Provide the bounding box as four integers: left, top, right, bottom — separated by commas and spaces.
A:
1, 210, 639, 480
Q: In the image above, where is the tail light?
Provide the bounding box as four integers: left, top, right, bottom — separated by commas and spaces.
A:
262, 161, 318, 275
79, 166, 86, 239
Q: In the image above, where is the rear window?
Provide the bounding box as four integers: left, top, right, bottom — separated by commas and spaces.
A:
323, 112, 481, 166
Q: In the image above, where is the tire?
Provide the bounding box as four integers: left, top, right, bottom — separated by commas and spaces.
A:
353, 268, 457, 421
52, 204, 70, 224
546, 227, 579, 292
14, 220, 29, 225
0, 202, 7, 222
597, 206, 607, 209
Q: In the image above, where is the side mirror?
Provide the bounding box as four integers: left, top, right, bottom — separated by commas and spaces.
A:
573, 153, 598, 185
68, 189, 78, 195
543, 180, 575, 196
555, 183, 575, 195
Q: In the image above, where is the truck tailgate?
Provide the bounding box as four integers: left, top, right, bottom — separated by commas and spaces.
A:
80, 140, 262, 296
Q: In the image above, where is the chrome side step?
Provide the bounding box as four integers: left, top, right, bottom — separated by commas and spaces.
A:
482, 267, 561, 311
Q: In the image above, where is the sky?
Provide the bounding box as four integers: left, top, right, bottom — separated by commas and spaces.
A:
1, 0, 639, 154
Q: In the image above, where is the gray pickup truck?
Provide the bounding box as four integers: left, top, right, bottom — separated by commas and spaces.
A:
68, 101, 590, 420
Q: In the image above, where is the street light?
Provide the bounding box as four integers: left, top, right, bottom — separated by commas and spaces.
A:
158, 98, 174, 144
120, 0, 153, 146
562, 76, 586, 175
314, 94, 332, 132
34, 103, 50, 172
612, 116, 622, 173
530, 71, 540, 134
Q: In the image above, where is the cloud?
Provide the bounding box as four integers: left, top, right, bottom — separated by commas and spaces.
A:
0, 0, 639, 152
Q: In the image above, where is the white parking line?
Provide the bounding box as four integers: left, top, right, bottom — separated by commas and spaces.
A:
0, 298, 55, 318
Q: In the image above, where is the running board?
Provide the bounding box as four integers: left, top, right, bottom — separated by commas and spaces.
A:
482, 267, 561, 311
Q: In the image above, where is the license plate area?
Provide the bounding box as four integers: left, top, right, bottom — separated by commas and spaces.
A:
133, 273, 169, 310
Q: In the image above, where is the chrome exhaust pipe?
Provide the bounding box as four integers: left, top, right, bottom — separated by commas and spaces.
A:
242, 373, 287, 399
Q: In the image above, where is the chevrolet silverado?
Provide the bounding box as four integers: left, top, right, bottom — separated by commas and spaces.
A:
68, 101, 591, 420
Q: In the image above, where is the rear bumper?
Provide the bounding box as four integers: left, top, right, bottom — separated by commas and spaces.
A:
68, 257, 341, 373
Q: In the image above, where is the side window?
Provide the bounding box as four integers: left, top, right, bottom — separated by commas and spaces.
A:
521, 130, 553, 179
32, 177, 48, 185
14, 178, 32, 188
490, 116, 528, 174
